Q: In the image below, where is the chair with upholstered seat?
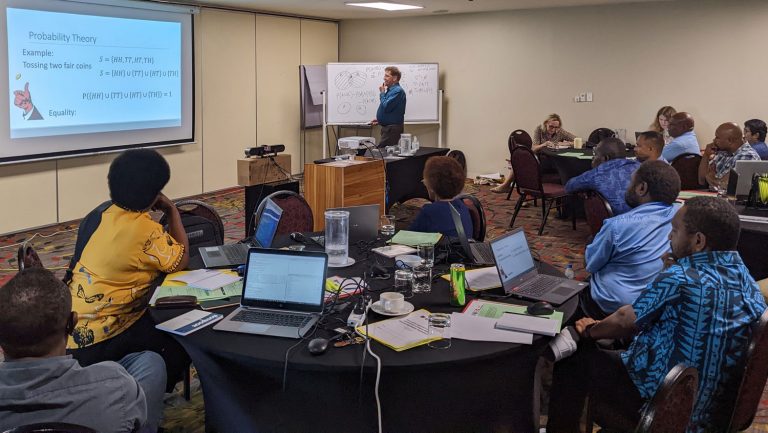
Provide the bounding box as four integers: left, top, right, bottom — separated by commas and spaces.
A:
721, 308, 768, 432
508, 146, 575, 235
504, 129, 533, 200
447, 149, 467, 177
579, 190, 614, 236
586, 128, 616, 148
585, 364, 698, 433
457, 193, 486, 242
253, 190, 314, 235
670, 153, 703, 190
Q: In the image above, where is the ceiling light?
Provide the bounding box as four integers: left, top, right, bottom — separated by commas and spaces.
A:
345, 2, 423, 11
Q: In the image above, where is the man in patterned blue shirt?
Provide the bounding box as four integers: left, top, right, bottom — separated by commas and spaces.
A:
546, 196, 767, 433
565, 137, 640, 214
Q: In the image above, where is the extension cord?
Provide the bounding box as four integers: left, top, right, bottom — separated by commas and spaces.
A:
347, 298, 371, 327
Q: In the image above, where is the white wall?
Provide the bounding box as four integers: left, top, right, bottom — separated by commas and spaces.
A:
339, 0, 768, 176
0, 8, 337, 234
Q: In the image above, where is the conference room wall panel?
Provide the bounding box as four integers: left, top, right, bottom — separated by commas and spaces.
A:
300, 19, 339, 165
201, 8, 257, 192
0, 161, 57, 233
339, 0, 768, 177
256, 15, 301, 174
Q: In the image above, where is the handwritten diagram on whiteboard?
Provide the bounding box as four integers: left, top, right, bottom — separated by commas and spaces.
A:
326, 63, 439, 124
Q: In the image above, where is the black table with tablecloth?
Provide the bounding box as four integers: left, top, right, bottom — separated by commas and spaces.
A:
152, 236, 577, 433
736, 207, 768, 280
383, 146, 448, 211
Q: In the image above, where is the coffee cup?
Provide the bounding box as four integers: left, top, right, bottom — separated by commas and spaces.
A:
573, 137, 583, 149
380, 292, 405, 313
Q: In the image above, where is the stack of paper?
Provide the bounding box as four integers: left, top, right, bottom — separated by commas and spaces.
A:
356, 309, 440, 351
494, 313, 560, 336
167, 269, 241, 290
149, 281, 242, 306
371, 244, 417, 258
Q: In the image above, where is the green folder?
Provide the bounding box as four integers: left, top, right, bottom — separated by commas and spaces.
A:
389, 230, 442, 247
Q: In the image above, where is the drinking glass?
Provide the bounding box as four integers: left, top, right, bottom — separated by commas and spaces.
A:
417, 243, 435, 268
380, 214, 396, 237
412, 265, 432, 294
325, 210, 349, 266
427, 313, 451, 349
394, 269, 413, 298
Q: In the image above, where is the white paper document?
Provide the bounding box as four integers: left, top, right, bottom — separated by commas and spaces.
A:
450, 313, 532, 344
494, 312, 560, 336
465, 267, 502, 291
477, 172, 502, 180
357, 309, 438, 351
169, 269, 242, 291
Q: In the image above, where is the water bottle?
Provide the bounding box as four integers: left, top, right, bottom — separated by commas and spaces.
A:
564, 263, 575, 280
412, 136, 420, 152
399, 133, 412, 155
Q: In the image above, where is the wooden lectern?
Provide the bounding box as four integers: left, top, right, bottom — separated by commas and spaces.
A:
304, 157, 386, 231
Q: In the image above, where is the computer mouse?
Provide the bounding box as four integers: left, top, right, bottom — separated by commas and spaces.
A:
290, 232, 306, 243
527, 301, 555, 316
307, 337, 330, 355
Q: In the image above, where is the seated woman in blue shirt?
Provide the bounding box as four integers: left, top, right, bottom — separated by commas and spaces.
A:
409, 156, 474, 238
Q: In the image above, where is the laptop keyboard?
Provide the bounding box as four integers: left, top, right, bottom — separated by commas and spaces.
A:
231, 310, 310, 328
470, 242, 495, 264
221, 244, 247, 263
516, 275, 563, 297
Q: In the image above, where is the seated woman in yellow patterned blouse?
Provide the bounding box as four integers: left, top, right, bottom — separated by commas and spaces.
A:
67, 148, 190, 389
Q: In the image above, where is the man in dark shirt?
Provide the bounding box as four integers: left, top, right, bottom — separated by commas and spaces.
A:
371, 66, 406, 148
0, 268, 166, 433
546, 197, 767, 433
565, 137, 639, 214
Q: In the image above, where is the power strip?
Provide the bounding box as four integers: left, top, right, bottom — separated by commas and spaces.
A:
347, 298, 371, 327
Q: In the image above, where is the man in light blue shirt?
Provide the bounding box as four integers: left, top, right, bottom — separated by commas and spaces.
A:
580, 160, 681, 317
371, 66, 406, 148
661, 112, 701, 161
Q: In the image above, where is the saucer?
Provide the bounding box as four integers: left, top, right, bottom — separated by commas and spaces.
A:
327, 257, 356, 268
370, 300, 414, 316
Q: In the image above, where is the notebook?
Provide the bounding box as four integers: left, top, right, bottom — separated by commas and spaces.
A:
213, 248, 327, 338
491, 228, 587, 305
199, 198, 283, 268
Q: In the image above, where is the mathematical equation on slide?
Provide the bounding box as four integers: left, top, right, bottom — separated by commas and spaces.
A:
82, 90, 174, 101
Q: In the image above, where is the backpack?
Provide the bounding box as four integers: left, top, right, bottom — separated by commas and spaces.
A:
160, 199, 225, 258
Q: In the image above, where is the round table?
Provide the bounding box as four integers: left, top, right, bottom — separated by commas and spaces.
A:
152, 237, 578, 433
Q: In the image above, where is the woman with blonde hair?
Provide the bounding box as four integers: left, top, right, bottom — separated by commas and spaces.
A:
491, 113, 574, 193
649, 106, 676, 144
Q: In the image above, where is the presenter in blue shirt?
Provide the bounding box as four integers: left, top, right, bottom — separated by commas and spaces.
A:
579, 160, 680, 318
546, 196, 767, 433
371, 66, 406, 148
661, 112, 701, 161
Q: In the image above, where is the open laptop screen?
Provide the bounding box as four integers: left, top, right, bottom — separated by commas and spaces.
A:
253, 198, 283, 248
242, 250, 326, 311
491, 229, 536, 285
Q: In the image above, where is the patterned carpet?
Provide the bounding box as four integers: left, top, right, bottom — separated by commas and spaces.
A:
1, 183, 766, 432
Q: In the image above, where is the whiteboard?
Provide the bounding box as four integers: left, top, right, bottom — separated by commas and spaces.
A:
326, 63, 439, 124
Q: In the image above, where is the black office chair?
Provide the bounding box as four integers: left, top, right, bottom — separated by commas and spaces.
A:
586, 128, 616, 148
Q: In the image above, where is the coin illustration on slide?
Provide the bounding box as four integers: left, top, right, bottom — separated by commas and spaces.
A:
15, 73, 21, 80
355, 104, 366, 115
338, 103, 351, 114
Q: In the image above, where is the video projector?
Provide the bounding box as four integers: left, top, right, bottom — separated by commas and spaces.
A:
337, 137, 376, 150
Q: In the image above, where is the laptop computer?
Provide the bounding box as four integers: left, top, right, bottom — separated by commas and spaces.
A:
491, 228, 587, 305
311, 204, 380, 246
449, 203, 495, 265
213, 248, 327, 338
727, 160, 768, 198
199, 198, 283, 268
